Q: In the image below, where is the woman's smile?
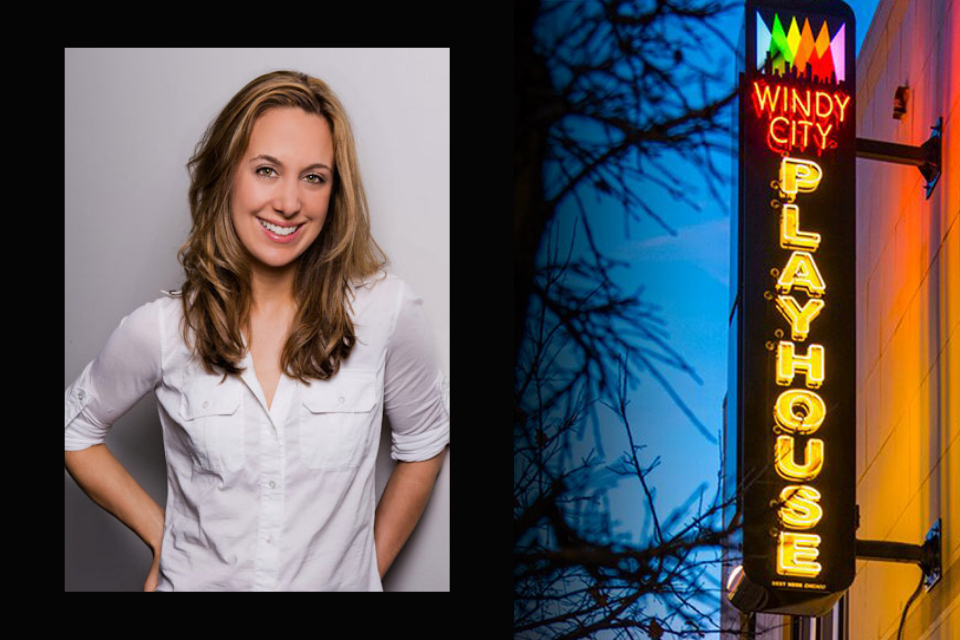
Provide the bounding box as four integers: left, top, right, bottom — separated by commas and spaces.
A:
256, 216, 307, 243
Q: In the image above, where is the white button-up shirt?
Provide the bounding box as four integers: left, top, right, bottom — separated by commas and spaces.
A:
65, 271, 450, 591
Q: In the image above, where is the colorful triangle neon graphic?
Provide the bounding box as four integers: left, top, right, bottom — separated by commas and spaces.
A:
757, 11, 845, 84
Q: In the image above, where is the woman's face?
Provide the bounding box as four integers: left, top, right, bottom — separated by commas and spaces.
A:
230, 107, 335, 269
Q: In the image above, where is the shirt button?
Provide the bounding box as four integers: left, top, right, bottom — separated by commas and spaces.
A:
202, 400, 209, 409
338, 395, 345, 404
78, 390, 86, 402
266, 535, 273, 544
269, 481, 276, 489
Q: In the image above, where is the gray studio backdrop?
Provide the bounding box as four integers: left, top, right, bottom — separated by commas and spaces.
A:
65, 48, 450, 592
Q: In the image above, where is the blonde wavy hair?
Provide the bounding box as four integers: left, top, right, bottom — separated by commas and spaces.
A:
175, 69, 389, 384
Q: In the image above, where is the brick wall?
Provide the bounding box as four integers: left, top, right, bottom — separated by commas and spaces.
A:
849, 0, 958, 638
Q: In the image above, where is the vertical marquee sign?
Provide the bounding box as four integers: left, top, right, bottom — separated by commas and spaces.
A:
731, 0, 856, 615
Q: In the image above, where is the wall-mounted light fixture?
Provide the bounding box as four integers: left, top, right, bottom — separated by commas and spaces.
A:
893, 85, 909, 119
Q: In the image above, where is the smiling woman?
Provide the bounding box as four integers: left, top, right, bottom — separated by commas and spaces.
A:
64, 68, 450, 592
232, 108, 332, 255
178, 70, 389, 383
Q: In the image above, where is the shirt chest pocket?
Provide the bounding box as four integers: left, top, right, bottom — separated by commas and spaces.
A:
298, 371, 378, 470
178, 373, 245, 475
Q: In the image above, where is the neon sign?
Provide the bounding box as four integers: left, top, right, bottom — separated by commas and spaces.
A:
752, 82, 851, 153
730, 0, 856, 617
773, 157, 827, 576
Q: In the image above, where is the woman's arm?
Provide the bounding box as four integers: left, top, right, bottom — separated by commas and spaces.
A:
373, 446, 447, 579
65, 444, 165, 556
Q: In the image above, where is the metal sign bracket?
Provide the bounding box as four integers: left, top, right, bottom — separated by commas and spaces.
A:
855, 117, 943, 199
855, 518, 942, 591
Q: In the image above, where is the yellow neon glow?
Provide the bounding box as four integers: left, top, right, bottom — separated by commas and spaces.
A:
833, 93, 851, 122
769, 156, 829, 584
776, 341, 825, 388
775, 435, 824, 481
777, 485, 823, 529
726, 565, 744, 595
778, 531, 822, 576
780, 157, 823, 198
770, 115, 790, 144
780, 204, 821, 251
775, 295, 825, 341
777, 251, 826, 297
774, 388, 826, 433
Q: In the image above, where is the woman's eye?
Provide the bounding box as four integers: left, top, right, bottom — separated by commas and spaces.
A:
256, 166, 325, 185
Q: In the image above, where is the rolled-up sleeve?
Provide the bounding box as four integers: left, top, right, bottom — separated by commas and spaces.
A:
65, 299, 163, 451
383, 280, 450, 462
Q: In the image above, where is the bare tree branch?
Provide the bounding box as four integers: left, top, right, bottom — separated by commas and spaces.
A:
515, 0, 741, 432
515, 1, 749, 637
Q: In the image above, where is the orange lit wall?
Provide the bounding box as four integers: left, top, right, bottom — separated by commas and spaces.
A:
848, 0, 958, 638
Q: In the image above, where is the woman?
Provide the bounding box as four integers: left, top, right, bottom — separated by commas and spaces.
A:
64, 70, 450, 591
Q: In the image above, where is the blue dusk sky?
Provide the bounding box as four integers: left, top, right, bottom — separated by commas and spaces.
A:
529, 0, 882, 617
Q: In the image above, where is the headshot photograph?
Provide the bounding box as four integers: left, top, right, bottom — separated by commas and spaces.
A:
65, 49, 450, 592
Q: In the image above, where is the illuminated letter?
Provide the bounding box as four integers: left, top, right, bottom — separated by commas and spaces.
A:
776, 340, 825, 387
778, 485, 823, 529
774, 388, 826, 433
777, 251, 826, 297
775, 435, 824, 480
791, 88, 811, 118
770, 116, 790, 145
814, 90, 834, 119
796, 120, 813, 148
814, 121, 833, 149
780, 157, 823, 198
778, 532, 822, 576
753, 82, 781, 115
780, 204, 821, 250
775, 295, 824, 341
833, 92, 851, 122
